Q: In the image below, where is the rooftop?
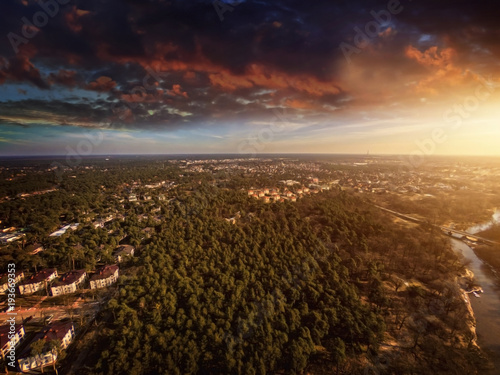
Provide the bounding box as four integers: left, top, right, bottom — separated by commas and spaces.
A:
90, 265, 119, 281
0, 324, 23, 348
19, 321, 74, 358
0, 271, 24, 284
113, 245, 135, 256
25, 243, 43, 253
52, 270, 86, 287
19, 269, 57, 286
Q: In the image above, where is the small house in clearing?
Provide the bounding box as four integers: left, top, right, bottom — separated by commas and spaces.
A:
25, 243, 44, 255
113, 245, 135, 263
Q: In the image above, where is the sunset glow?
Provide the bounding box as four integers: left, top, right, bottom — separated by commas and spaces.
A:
0, 0, 498, 156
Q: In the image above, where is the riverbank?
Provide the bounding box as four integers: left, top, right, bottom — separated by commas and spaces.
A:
456, 269, 480, 349
451, 239, 500, 373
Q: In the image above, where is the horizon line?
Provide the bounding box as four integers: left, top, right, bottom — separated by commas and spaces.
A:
1, 152, 500, 158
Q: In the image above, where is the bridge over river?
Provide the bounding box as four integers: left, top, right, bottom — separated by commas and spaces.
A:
374, 205, 500, 246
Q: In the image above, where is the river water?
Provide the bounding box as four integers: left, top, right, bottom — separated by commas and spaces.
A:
451, 238, 500, 372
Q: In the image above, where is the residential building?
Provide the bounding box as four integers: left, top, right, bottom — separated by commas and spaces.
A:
25, 243, 44, 255
90, 265, 119, 290
113, 245, 135, 263
0, 324, 25, 358
18, 269, 58, 295
92, 220, 105, 229
17, 321, 75, 372
0, 271, 25, 294
49, 224, 79, 237
0, 232, 25, 243
50, 270, 87, 296
141, 227, 154, 239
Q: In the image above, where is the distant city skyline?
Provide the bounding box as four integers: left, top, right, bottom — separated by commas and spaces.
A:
0, 0, 499, 156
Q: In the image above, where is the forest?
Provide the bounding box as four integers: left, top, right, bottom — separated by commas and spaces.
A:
81, 187, 482, 374
0, 161, 487, 374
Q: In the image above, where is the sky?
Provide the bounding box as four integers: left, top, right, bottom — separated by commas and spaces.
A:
0, 0, 499, 156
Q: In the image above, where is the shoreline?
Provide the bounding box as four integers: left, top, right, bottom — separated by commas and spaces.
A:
452, 239, 499, 373
457, 268, 479, 349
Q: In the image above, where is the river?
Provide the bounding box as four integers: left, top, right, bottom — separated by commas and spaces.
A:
451, 238, 500, 372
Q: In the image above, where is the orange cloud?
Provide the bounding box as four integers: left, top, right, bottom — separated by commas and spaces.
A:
284, 99, 319, 110
405, 45, 467, 94
378, 27, 395, 38
121, 91, 157, 103
208, 71, 254, 90
405, 45, 456, 68
48, 69, 78, 87
96, 42, 341, 96
167, 84, 188, 98
65, 6, 91, 33
86, 76, 117, 92
209, 64, 341, 96
0, 49, 47, 89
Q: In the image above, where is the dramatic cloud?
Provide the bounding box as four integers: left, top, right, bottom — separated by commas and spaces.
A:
85, 76, 117, 92
0, 0, 499, 154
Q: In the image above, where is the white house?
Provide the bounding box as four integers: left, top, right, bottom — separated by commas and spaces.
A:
0, 324, 25, 358
113, 245, 135, 263
17, 321, 75, 372
0, 271, 24, 294
50, 270, 87, 296
90, 265, 119, 290
18, 269, 58, 295
49, 224, 79, 237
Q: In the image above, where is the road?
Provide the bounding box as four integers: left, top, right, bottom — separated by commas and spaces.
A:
0, 299, 99, 324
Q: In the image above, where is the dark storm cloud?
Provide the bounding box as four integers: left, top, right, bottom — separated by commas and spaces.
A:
0, 98, 109, 126
0, 0, 499, 131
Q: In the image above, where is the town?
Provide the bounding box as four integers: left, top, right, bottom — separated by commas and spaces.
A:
0, 155, 500, 373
